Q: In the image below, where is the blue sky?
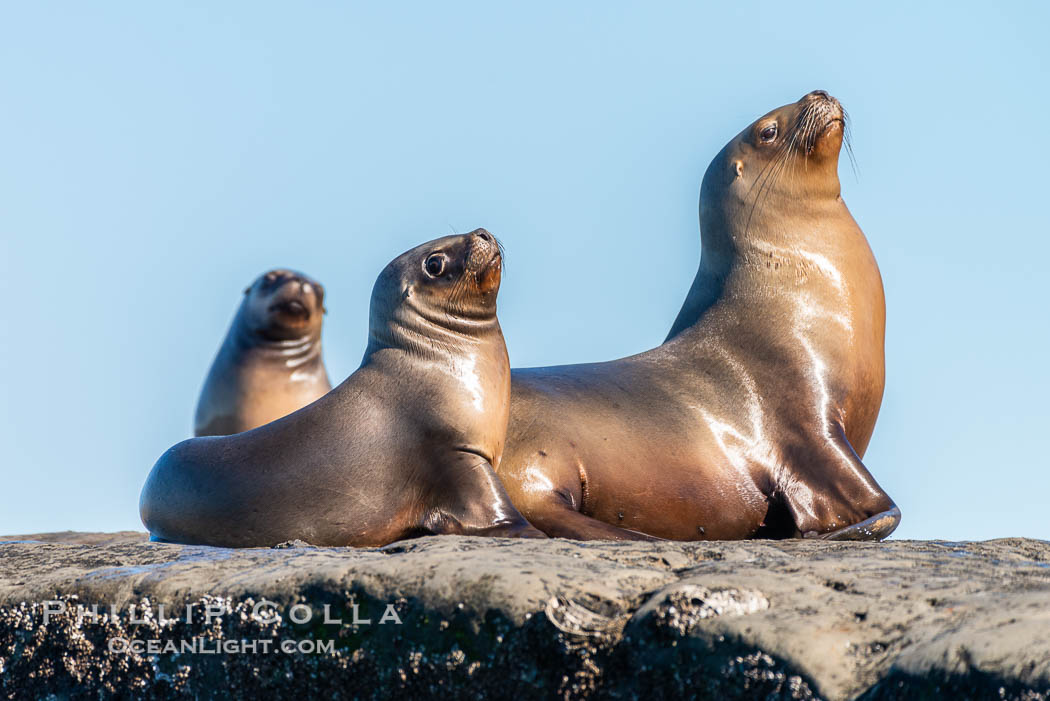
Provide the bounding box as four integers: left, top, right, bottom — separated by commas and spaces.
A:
1, 2, 1047, 540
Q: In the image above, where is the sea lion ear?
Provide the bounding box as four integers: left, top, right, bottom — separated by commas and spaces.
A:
244, 286, 251, 295
734, 161, 744, 178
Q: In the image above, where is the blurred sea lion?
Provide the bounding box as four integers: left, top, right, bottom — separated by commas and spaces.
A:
194, 269, 331, 437
141, 230, 544, 547
500, 91, 899, 542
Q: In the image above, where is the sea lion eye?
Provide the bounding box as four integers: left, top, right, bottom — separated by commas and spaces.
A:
423, 253, 447, 278
760, 124, 777, 142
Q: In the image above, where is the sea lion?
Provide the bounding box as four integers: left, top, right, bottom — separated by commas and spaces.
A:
499, 90, 899, 542
194, 269, 331, 437
140, 230, 544, 547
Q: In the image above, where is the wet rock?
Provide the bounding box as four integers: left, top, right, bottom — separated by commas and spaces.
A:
0, 533, 1048, 699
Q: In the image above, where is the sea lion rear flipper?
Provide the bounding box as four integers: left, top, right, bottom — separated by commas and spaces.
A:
496, 451, 661, 540
524, 501, 662, 541
497, 456, 662, 541
780, 423, 900, 542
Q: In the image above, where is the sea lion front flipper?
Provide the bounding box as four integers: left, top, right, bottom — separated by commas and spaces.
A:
780, 423, 900, 542
422, 451, 547, 539
805, 507, 901, 541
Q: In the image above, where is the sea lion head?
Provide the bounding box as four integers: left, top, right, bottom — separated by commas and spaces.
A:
367, 229, 504, 353
701, 90, 848, 247
241, 269, 326, 342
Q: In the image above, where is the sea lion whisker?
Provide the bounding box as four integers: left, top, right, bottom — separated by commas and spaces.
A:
755, 146, 794, 221
493, 234, 507, 277
766, 148, 794, 199
746, 126, 801, 231
743, 137, 795, 236
797, 107, 818, 168
744, 153, 779, 198
744, 136, 792, 200
842, 108, 859, 180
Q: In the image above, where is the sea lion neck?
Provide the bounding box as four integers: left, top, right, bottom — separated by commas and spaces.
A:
356, 292, 509, 469
363, 298, 502, 363
665, 189, 871, 343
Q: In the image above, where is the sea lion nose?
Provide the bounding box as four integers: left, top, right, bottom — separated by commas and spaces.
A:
472, 229, 493, 243
807, 90, 831, 101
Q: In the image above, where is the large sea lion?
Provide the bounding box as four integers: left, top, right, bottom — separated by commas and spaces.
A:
194, 269, 331, 437
499, 90, 900, 542
141, 230, 543, 547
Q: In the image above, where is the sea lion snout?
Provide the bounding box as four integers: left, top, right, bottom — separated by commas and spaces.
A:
467, 229, 502, 294
262, 271, 325, 315
266, 271, 316, 290
792, 91, 845, 160
467, 228, 499, 259
247, 269, 327, 339
268, 298, 310, 319
801, 89, 838, 108
262, 269, 300, 287
799, 90, 844, 126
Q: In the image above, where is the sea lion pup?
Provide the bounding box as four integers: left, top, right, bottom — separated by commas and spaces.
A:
194, 269, 331, 437
141, 230, 544, 547
500, 90, 899, 542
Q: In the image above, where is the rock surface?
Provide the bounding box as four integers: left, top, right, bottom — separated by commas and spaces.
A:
1, 533, 1049, 700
